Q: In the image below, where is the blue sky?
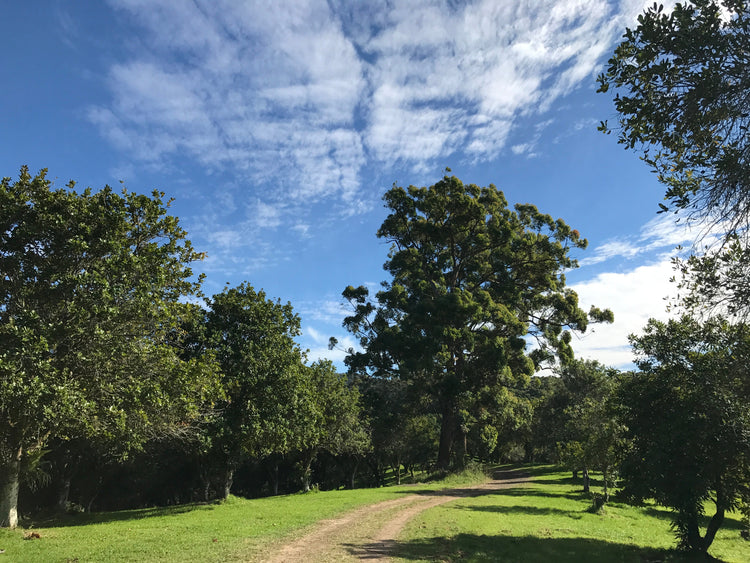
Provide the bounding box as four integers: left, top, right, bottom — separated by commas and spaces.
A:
1, 0, 702, 371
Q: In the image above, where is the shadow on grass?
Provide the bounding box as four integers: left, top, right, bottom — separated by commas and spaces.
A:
493, 487, 590, 502
463, 504, 585, 519
345, 533, 727, 563
26, 501, 220, 528
639, 507, 745, 532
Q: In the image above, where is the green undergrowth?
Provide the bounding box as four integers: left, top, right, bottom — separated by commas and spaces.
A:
393, 465, 749, 563
0, 466, 488, 562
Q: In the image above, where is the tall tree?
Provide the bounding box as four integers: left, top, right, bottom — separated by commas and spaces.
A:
556, 360, 625, 502
200, 283, 311, 498
0, 167, 218, 528
339, 175, 611, 468
296, 360, 369, 492
620, 316, 750, 554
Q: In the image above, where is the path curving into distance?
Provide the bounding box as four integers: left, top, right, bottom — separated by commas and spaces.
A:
261, 468, 530, 562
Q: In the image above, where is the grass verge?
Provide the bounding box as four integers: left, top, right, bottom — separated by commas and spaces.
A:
0, 467, 487, 562
393, 465, 749, 563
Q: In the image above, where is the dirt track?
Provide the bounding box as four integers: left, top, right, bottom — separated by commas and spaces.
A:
261, 468, 529, 562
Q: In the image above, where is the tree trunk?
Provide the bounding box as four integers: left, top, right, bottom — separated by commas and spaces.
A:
582, 467, 590, 493
437, 402, 456, 470
699, 489, 728, 552
222, 467, 234, 499
602, 465, 609, 503
524, 441, 534, 463
268, 462, 280, 496
300, 450, 315, 493
348, 457, 359, 490
83, 475, 103, 513
702, 505, 725, 551
368, 458, 384, 487
460, 431, 468, 468
57, 475, 72, 513
685, 513, 703, 553
0, 443, 21, 528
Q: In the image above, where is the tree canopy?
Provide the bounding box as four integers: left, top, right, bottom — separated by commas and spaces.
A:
620, 316, 750, 553
199, 283, 310, 498
599, 0, 750, 317
0, 167, 219, 528
598, 0, 750, 228
338, 175, 612, 468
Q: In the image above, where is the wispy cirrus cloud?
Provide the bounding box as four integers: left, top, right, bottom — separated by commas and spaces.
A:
92, 0, 648, 214
579, 214, 709, 267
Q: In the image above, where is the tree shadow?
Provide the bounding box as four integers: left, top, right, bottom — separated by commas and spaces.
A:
491, 464, 558, 478
26, 501, 219, 528
494, 487, 590, 502
462, 503, 584, 519
626, 506, 744, 532
345, 533, 727, 562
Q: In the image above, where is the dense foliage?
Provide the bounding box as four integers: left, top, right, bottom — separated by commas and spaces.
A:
620, 316, 750, 553
598, 0, 750, 226
338, 175, 611, 468
0, 167, 219, 528
599, 0, 750, 319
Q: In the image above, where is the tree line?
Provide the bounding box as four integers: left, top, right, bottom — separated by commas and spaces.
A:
2, 0, 750, 558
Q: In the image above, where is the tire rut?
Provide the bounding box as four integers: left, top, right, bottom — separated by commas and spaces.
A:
260, 468, 529, 562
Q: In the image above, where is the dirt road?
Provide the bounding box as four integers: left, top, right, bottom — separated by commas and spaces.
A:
261, 468, 529, 562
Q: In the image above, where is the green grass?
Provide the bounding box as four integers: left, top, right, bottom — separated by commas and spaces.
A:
0, 467, 487, 562
393, 465, 749, 562
1, 466, 747, 562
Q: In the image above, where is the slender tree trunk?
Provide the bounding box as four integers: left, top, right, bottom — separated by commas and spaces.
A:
437, 402, 456, 470
460, 432, 468, 468
602, 465, 609, 503
55, 442, 82, 513
57, 475, 72, 513
300, 450, 316, 493
348, 457, 359, 490
701, 490, 727, 552
222, 466, 234, 499
0, 443, 22, 528
582, 467, 590, 493
702, 506, 725, 551
267, 462, 280, 496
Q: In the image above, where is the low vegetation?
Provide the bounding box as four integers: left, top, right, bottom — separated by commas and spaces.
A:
0, 466, 746, 562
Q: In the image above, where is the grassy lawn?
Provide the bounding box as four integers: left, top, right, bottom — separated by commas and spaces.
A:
1, 465, 747, 562
0, 468, 486, 562
393, 465, 749, 563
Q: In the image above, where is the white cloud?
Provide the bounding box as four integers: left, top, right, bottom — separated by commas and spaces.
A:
88, 0, 664, 281
94, 0, 640, 209
298, 299, 349, 325
580, 213, 703, 266
571, 258, 678, 368
99, 0, 367, 206
302, 323, 358, 367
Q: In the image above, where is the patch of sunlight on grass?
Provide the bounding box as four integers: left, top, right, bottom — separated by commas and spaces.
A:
394, 465, 749, 563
